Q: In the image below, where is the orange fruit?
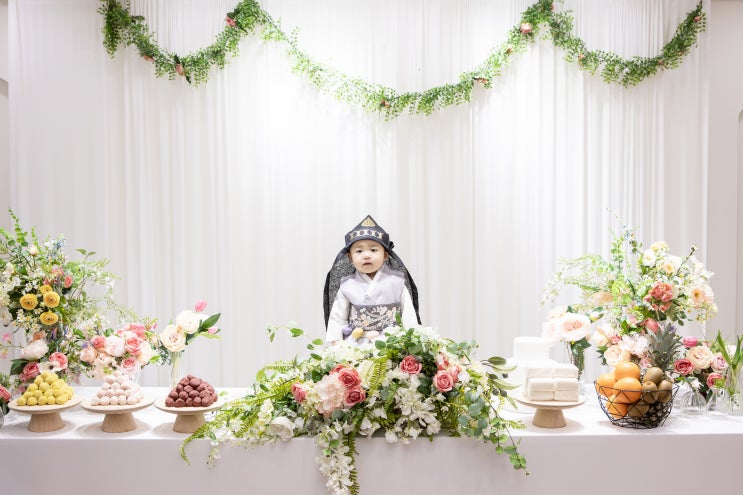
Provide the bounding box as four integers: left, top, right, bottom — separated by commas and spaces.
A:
606, 394, 628, 419
612, 377, 643, 403
614, 362, 641, 381
595, 372, 616, 398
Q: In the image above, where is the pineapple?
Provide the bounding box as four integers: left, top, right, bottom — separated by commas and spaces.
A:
647, 325, 682, 377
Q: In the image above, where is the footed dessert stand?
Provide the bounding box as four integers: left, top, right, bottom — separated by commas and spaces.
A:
8, 395, 83, 432
81, 397, 154, 433
513, 394, 585, 428
154, 398, 225, 433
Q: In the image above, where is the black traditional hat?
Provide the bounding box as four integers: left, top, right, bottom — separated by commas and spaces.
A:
323, 215, 421, 327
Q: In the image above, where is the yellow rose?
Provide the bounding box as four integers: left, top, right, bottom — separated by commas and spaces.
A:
20, 293, 39, 310
39, 285, 53, 294
40, 311, 59, 326
43, 291, 60, 308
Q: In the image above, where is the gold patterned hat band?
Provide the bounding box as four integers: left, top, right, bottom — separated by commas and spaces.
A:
344, 215, 393, 251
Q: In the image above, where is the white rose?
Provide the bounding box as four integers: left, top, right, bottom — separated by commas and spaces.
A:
176, 310, 202, 334
641, 250, 656, 267
21, 339, 49, 360
104, 335, 126, 357
661, 255, 681, 275
136, 341, 156, 364
159, 324, 186, 352
557, 313, 591, 342
268, 416, 295, 441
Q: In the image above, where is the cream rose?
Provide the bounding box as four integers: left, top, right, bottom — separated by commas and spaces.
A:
80, 345, 97, 364
176, 310, 202, 334
21, 339, 49, 360
159, 324, 186, 352
104, 335, 126, 357
686, 345, 714, 370
268, 416, 295, 441
603, 345, 631, 367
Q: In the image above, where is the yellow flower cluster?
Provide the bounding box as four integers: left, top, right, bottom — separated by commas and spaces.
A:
18, 286, 61, 325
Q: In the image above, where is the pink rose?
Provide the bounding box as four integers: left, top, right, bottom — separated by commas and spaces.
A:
707, 372, 723, 389
674, 358, 695, 376
344, 386, 366, 407
682, 336, 699, 349
125, 323, 146, 339
194, 299, 208, 313
433, 369, 455, 392
175, 64, 185, 76
399, 355, 422, 375
63, 275, 73, 288
642, 319, 660, 334
225, 17, 237, 28
21, 361, 40, 381
520, 22, 532, 34
91, 335, 106, 349
124, 336, 143, 355
80, 346, 97, 364
336, 367, 362, 388
711, 353, 728, 373
120, 356, 140, 374
449, 366, 460, 383
48, 352, 68, 370
0, 384, 11, 402
291, 383, 307, 403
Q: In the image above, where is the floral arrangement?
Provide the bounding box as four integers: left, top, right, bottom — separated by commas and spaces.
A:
156, 300, 221, 386
542, 222, 717, 370
79, 320, 160, 379
99, 0, 705, 116
672, 334, 728, 399
0, 372, 10, 415
181, 325, 526, 495
0, 211, 130, 391
541, 306, 592, 378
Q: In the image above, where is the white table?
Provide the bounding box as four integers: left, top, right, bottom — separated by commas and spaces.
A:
2, 388, 742, 494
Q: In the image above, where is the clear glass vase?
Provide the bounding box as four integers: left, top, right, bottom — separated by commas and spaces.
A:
705, 387, 727, 418
169, 351, 183, 389
681, 386, 707, 416
725, 367, 743, 416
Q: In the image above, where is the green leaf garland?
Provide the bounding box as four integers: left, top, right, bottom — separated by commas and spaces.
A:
99, 0, 706, 119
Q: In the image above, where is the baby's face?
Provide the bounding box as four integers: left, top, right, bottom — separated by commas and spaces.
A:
347, 239, 388, 278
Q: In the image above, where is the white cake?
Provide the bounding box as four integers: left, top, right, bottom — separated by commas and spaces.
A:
89, 370, 145, 406
507, 337, 580, 402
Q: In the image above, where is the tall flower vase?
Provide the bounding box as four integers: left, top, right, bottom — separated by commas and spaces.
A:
725, 367, 743, 416
169, 351, 183, 389
567, 342, 586, 396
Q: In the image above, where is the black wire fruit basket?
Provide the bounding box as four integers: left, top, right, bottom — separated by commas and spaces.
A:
595, 381, 680, 429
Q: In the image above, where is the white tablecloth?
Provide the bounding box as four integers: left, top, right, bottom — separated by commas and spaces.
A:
2, 388, 742, 494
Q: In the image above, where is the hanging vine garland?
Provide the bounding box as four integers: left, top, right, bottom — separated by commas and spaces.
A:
99, 0, 706, 119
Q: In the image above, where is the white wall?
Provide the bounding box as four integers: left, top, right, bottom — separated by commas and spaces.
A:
0, 0, 8, 220
708, 0, 743, 338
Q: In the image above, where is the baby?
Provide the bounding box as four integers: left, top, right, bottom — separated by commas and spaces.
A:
324, 215, 420, 344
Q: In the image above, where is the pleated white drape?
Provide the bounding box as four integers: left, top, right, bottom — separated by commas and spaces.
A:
6, 0, 709, 385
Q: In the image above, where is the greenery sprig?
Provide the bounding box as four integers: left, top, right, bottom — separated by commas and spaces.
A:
99, 0, 706, 119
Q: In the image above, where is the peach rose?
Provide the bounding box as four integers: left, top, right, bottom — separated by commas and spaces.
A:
344, 386, 366, 407
159, 324, 186, 352
399, 355, 422, 374
124, 336, 143, 355
80, 345, 97, 364
433, 369, 455, 392
120, 356, 140, 374
603, 345, 631, 367
91, 335, 106, 349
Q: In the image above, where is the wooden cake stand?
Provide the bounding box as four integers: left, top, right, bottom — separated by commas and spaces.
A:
8, 395, 83, 432
81, 397, 154, 433
513, 394, 585, 428
154, 398, 225, 433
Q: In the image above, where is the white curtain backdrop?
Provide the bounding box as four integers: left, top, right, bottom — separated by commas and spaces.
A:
5, 0, 710, 386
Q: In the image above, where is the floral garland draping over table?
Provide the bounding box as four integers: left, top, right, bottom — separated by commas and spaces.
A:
98, 0, 706, 119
